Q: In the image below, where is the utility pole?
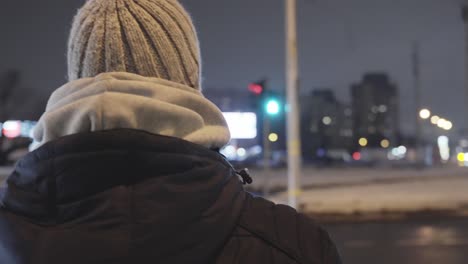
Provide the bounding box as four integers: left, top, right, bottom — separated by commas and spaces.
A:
462, 5, 468, 137
263, 114, 272, 195
286, 0, 302, 209
412, 41, 422, 164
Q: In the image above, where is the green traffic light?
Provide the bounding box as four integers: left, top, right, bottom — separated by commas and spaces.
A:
265, 99, 280, 115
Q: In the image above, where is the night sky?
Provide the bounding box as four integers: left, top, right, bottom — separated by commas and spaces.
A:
0, 0, 465, 135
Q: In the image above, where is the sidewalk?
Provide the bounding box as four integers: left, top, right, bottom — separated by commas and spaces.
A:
247, 166, 467, 190
1, 165, 467, 220
246, 166, 468, 220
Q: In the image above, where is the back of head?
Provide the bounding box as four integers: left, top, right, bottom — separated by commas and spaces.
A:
67, 0, 201, 89
32, 0, 231, 150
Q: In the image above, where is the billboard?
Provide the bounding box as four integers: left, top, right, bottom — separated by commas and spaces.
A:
222, 112, 257, 139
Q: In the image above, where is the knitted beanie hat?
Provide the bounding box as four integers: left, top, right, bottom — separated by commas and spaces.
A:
67, 0, 201, 89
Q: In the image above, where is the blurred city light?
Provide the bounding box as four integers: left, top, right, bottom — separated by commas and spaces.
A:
380, 139, 390, 148
352, 152, 361, 161
437, 118, 447, 129
397, 146, 407, 155
389, 145, 407, 160
419, 109, 431, 119
458, 150, 468, 167
317, 148, 326, 158
248, 83, 264, 95
359, 137, 368, 147
223, 112, 257, 139
2, 121, 21, 139
444, 121, 453, 130
378, 105, 388, 113
458, 153, 465, 162
322, 116, 332, 125
236, 148, 247, 157
220, 144, 262, 162
21, 121, 37, 138
435, 118, 453, 131
430, 115, 440, 124
268, 133, 279, 142
438, 136, 450, 162
222, 145, 237, 160
250, 146, 262, 156
265, 99, 280, 115
0, 120, 36, 139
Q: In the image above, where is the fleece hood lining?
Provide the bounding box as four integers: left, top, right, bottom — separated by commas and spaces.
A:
32, 72, 231, 150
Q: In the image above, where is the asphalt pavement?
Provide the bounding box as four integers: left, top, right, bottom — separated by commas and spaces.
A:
325, 217, 468, 264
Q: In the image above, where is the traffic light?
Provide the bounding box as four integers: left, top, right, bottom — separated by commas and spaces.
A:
248, 79, 286, 151
248, 83, 264, 95
248, 80, 283, 116
248, 80, 265, 96
265, 98, 280, 115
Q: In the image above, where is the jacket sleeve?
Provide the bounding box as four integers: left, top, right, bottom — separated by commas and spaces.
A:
293, 209, 342, 264
318, 226, 342, 264
239, 194, 343, 264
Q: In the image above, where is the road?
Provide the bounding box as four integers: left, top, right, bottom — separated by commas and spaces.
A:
325, 217, 468, 264
247, 166, 468, 192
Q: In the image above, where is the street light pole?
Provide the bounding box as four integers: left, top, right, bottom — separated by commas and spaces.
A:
263, 114, 271, 195
412, 41, 422, 164
286, 0, 302, 209
462, 5, 468, 137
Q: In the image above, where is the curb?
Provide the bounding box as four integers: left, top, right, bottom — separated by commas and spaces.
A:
307, 208, 468, 224
246, 174, 467, 196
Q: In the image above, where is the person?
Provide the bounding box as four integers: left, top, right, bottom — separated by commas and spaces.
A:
0, 0, 342, 263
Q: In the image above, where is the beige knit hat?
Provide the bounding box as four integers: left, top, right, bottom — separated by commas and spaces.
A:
67, 0, 201, 89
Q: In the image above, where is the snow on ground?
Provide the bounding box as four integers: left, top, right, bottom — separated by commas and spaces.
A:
264, 166, 468, 214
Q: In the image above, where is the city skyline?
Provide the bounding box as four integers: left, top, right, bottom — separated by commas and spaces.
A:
0, 0, 465, 136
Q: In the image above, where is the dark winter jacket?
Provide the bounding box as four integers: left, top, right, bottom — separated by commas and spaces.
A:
0, 129, 342, 264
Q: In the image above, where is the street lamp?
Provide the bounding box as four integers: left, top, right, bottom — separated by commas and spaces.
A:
430, 115, 440, 125
322, 116, 332, 125
268, 133, 279, 142
380, 139, 390, 148
444, 121, 453, 131
419, 109, 431, 119
359, 137, 368, 147
437, 119, 447, 129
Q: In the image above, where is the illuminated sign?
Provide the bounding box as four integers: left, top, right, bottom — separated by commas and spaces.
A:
223, 112, 257, 139
2, 121, 21, 139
